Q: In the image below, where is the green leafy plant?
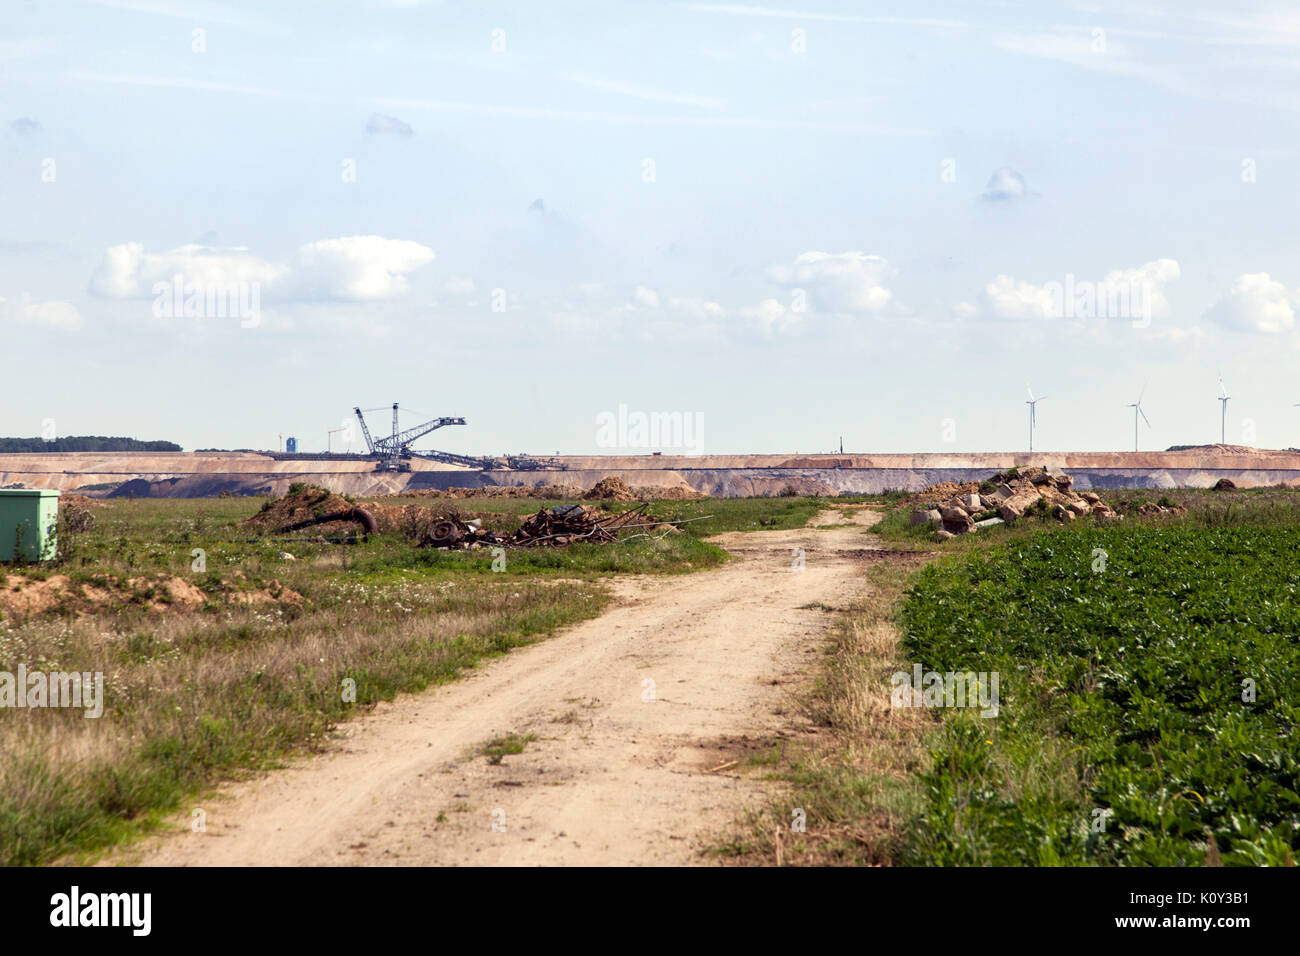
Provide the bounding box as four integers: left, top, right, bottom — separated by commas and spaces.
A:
898, 522, 1300, 866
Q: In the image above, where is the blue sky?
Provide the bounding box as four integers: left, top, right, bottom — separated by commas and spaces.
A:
3, 0, 1300, 455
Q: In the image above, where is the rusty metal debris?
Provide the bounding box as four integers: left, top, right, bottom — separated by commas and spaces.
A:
278, 505, 379, 536
419, 503, 680, 549
248, 486, 696, 551
508, 503, 658, 547
420, 516, 501, 549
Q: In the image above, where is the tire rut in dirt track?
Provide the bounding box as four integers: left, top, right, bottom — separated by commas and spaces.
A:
129, 509, 885, 866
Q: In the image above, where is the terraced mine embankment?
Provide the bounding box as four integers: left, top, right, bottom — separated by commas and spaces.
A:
4, 446, 1300, 498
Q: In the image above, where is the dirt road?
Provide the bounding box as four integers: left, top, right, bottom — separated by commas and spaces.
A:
130, 508, 883, 866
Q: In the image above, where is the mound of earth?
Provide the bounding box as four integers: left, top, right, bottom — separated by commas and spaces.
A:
910, 480, 983, 505
633, 484, 706, 500
60, 493, 108, 510
209, 572, 307, 608
243, 486, 374, 536
584, 476, 637, 501
248, 486, 487, 541
0, 573, 201, 618
364, 502, 476, 539
108, 477, 166, 498
1166, 444, 1264, 455
0, 572, 303, 620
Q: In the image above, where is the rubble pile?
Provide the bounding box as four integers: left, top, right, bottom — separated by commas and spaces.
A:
418, 504, 669, 549
419, 515, 502, 549
910, 466, 1119, 538
243, 486, 379, 536
246, 486, 677, 550
1115, 499, 1188, 518
509, 502, 657, 547
365, 502, 495, 539
1133, 502, 1187, 516
582, 476, 637, 501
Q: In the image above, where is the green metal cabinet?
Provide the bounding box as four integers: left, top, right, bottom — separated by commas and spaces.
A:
0, 489, 60, 562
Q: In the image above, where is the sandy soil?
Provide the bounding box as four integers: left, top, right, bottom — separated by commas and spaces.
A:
127, 508, 884, 867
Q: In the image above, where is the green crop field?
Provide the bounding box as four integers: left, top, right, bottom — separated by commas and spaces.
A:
898, 519, 1300, 866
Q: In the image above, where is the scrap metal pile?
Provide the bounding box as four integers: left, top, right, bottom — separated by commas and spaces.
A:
422, 516, 499, 549
245, 486, 683, 551
509, 503, 659, 547
419, 503, 672, 550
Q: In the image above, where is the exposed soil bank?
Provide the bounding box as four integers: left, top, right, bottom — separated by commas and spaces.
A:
6, 449, 1300, 498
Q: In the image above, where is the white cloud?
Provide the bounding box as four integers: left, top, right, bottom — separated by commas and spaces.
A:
1204, 273, 1296, 333
982, 275, 1057, 319
632, 285, 661, 308
665, 296, 727, 322
90, 236, 435, 302
975, 259, 1181, 322
736, 297, 805, 337
17, 295, 82, 330
295, 237, 435, 300
1102, 259, 1181, 316
89, 242, 287, 298
598, 251, 896, 339
609, 283, 820, 339
766, 251, 895, 314
607, 286, 799, 339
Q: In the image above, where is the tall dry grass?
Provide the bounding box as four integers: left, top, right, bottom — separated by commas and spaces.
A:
0, 576, 606, 864
717, 558, 937, 866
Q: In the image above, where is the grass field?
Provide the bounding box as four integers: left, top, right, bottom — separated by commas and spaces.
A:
0, 490, 829, 865
12, 484, 1293, 867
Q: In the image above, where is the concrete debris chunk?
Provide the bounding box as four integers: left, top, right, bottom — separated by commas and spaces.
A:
911, 466, 1119, 536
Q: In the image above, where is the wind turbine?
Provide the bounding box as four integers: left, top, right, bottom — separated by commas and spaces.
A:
1026, 384, 1047, 453
1126, 387, 1150, 452
1218, 375, 1230, 444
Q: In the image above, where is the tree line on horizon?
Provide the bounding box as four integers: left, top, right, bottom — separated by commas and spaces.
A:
0, 436, 182, 452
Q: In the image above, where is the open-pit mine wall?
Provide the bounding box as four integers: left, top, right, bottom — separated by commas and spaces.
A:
4, 450, 1300, 498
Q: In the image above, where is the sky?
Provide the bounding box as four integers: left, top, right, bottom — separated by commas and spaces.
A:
3, 0, 1300, 456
